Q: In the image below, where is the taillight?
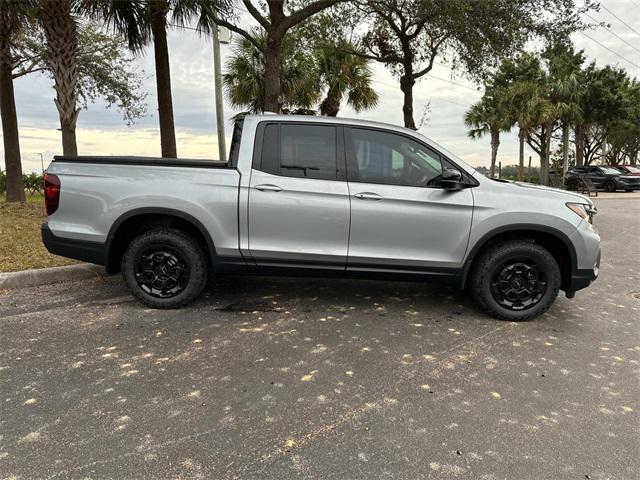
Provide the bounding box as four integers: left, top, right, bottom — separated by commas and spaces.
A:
44, 174, 61, 216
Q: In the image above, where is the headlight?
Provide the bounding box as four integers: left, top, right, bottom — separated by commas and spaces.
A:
566, 202, 597, 224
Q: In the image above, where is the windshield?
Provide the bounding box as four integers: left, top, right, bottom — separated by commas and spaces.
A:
600, 167, 621, 175
623, 166, 640, 174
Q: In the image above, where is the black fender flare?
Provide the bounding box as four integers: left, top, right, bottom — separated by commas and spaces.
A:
105, 207, 217, 272
456, 223, 578, 290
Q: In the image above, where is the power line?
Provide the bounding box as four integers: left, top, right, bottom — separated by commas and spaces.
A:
584, 12, 640, 55
578, 30, 640, 69
600, 4, 640, 39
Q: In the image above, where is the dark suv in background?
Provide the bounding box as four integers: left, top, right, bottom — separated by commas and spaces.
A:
565, 166, 640, 192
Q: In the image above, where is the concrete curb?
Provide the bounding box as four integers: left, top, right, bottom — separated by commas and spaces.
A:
0, 263, 108, 289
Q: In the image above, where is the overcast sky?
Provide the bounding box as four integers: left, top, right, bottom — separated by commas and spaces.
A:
4, 0, 640, 173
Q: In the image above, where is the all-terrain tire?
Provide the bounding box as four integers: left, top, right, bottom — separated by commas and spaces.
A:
122, 228, 208, 309
470, 240, 561, 321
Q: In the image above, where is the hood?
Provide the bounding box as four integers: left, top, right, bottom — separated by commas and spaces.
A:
493, 178, 593, 204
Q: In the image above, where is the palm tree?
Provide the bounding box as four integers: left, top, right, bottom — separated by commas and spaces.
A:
92, 0, 228, 158
464, 92, 510, 179
544, 44, 585, 177
223, 32, 320, 114
0, 0, 34, 202
212, 0, 346, 114
552, 73, 582, 177
39, 0, 80, 156
315, 39, 378, 117
505, 81, 553, 182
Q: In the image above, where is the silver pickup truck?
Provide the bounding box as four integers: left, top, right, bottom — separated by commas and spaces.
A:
42, 115, 601, 320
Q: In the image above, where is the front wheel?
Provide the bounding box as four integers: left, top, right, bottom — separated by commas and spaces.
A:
603, 181, 616, 192
470, 241, 561, 321
122, 228, 208, 309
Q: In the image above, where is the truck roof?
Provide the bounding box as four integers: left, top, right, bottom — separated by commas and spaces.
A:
243, 114, 416, 133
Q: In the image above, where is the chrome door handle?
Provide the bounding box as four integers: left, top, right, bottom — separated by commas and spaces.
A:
255, 184, 282, 192
354, 192, 382, 200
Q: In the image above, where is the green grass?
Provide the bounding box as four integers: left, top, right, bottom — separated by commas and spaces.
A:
0, 195, 77, 272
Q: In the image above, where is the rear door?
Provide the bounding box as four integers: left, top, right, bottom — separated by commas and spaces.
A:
247, 122, 350, 269
344, 127, 474, 273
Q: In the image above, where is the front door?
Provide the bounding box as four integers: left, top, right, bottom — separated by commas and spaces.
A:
248, 122, 350, 269
345, 127, 474, 273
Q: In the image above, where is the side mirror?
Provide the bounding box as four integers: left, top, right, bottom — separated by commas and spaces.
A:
440, 168, 463, 191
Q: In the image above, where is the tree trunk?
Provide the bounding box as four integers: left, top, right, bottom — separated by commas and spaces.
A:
41, 0, 80, 157
263, 31, 283, 113
319, 83, 342, 117
575, 123, 585, 167
400, 71, 416, 130
518, 128, 525, 182
562, 122, 570, 177
540, 122, 553, 186
0, 38, 25, 202
490, 128, 500, 179
150, 0, 177, 158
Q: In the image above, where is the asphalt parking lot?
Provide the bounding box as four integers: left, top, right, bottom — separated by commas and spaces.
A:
1, 198, 638, 480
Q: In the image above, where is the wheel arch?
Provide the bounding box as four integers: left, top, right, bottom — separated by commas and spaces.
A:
458, 224, 577, 292
105, 208, 216, 274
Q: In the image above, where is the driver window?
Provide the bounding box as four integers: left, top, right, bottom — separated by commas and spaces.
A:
348, 128, 443, 187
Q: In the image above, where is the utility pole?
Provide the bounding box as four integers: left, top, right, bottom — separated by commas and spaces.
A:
212, 26, 226, 163
40, 153, 45, 174
527, 156, 532, 182
498, 161, 502, 179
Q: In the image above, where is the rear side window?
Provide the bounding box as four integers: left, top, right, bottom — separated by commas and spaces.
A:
258, 123, 339, 180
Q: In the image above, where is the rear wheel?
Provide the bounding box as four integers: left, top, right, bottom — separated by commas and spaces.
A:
470, 241, 561, 321
603, 180, 616, 192
122, 228, 208, 308
566, 178, 579, 191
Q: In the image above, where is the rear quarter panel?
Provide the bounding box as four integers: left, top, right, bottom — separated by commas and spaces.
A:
45, 162, 241, 257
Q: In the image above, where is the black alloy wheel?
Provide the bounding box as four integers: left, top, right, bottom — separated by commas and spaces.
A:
134, 246, 189, 298
489, 260, 547, 311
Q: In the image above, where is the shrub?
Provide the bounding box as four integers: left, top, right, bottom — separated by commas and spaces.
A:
0, 171, 45, 196
24, 173, 45, 195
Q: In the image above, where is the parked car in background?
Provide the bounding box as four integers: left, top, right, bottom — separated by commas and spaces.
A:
42, 115, 601, 321
613, 164, 640, 176
565, 166, 640, 192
